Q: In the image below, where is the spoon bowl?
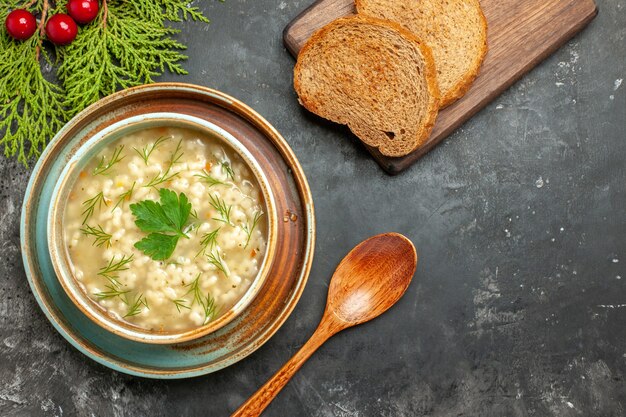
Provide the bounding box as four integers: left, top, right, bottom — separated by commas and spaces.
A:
327, 233, 417, 326
232, 233, 417, 417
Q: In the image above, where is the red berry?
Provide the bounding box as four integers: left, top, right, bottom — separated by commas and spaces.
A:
67, 0, 99, 25
5, 9, 37, 40
45, 14, 77, 45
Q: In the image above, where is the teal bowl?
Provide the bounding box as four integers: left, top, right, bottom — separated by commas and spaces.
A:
21, 83, 315, 378
47, 113, 279, 345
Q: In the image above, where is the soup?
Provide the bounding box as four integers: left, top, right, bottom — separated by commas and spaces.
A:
63, 127, 267, 332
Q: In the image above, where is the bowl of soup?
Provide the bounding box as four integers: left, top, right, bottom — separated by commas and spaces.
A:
47, 113, 278, 344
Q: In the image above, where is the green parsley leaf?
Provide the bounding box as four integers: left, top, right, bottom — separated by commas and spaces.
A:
160, 188, 192, 232
130, 188, 193, 260
134, 233, 181, 261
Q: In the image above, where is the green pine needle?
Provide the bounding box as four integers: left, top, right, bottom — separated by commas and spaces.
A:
0, 34, 68, 165
58, 1, 192, 114
0, 0, 213, 166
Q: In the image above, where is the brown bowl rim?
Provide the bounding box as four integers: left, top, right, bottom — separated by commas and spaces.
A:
47, 113, 279, 344
21, 82, 315, 377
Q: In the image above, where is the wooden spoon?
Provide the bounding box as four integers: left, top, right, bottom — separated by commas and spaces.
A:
232, 233, 418, 417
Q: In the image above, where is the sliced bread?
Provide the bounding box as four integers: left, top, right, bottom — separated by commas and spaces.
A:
356, 0, 488, 108
294, 15, 440, 157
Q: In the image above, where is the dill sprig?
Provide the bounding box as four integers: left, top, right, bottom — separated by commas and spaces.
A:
198, 292, 218, 324
194, 170, 225, 187
207, 250, 229, 277
184, 273, 203, 301
172, 298, 191, 313
220, 161, 235, 181
124, 293, 149, 317
168, 138, 184, 166
196, 228, 220, 258
183, 273, 218, 323
208, 194, 233, 226
93, 145, 126, 175
133, 136, 170, 165
94, 285, 130, 301
98, 254, 134, 287
81, 191, 108, 224
241, 211, 264, 249
80, 224, 113, 248
143, 139, 183, 188
112, 181, 136, 211
144, 169, 179, 189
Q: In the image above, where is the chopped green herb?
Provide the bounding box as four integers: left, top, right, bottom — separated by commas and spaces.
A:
93, 145, 125, 176
184, 273, 218, 323
169, 139, 184, 166
133, 136, 170, 165
198, 292, 218, 324
94, 285, 130, 301
172, 298, 191, 313
144, 169, 179, 188
194, 170, 225, 187
184, 273, 203, 301
208, 194, 233, 226
112, 181, 136, 211
98, 254, 134, 287
241, 211, 263, 249
131, 188, 193, 260
81, 191, 108, 224
220, 161, 235, 181
134, 233, 181, 261
124, 293, 149, 317
80, 224, 113, 248
207, 250, 229, 277
196, 228, 220, 258
143, 139, 184, 188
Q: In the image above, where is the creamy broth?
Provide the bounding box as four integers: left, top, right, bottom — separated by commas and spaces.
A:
63, 127, 267, 332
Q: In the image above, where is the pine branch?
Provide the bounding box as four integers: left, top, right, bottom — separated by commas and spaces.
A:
50, 0, 69, 15
59, 0, 194, 114
129, 0, 211, 24
0, 35, 68, 164
0, 0, 213, 166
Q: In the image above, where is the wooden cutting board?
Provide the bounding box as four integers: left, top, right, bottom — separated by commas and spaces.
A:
283, 0, 597, 174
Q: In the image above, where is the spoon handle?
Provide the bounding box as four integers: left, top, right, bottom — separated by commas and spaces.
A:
231, 318, 342, 417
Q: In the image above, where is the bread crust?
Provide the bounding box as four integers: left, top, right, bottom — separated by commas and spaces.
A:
438, 0, 488, 107
294, 15, 440, 157
355, 0, 488, 108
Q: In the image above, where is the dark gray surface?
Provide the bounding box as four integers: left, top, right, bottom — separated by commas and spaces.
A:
1, 0, 625, 416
